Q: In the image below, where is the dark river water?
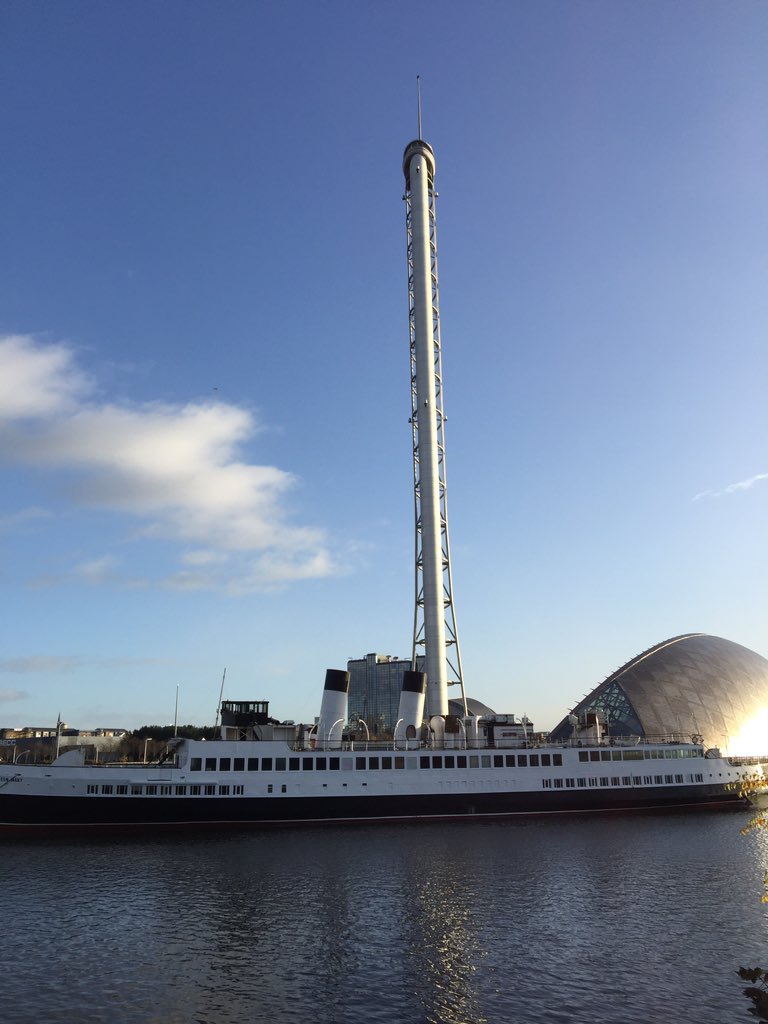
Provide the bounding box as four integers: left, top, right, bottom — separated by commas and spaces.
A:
3, 810, 768, 1024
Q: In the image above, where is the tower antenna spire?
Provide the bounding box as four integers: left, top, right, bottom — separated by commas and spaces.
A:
416, 75, 423, 140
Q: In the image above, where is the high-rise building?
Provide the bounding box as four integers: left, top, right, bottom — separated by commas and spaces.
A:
346, 653, 424, 736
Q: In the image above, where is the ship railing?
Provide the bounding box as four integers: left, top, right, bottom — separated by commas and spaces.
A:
294, 732, 703, 754
560, 732, 700, 748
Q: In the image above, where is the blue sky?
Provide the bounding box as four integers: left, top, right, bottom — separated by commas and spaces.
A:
1, 0, 766, 732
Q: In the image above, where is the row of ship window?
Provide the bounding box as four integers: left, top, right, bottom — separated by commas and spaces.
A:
576, 749, 703, 762
85, 771, 707, 797
188, 753, 566, 772
541, 773, 704, 789
87, 783, 245, 796
185, 748, 702, 774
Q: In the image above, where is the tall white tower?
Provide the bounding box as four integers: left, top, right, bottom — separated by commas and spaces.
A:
403, 125, 466, 721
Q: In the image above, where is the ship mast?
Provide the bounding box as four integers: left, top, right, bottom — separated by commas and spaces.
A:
403, 81, 466, 720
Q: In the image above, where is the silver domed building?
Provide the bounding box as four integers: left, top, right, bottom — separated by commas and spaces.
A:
551, 634, 768, 755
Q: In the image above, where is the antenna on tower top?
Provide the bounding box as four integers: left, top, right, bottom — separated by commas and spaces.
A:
416, 75, 423, 140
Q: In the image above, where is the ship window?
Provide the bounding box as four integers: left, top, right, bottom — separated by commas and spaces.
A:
675, 774, 684, 783
553, 754, 562, 766
632, 776, 642, 785
329, 758, 340, 771
644, 776, 654, 785
600, 777, 609, 786
420, 756, 430, 769
281, 784, 287, 793
529, 754, 539, 767
493, 755, 503, 768
517, 755, 528, 767
456, 756, 466, 768
289, 758, 300, 771
234, 785, 244, 795
275, 758, 286, 771
381, 757, 392, 770
577, 778, 586, 787
316, 757, 327, 770
117, 785, 128, 795
234, 758, 245, 772
694, 773, 703, 782
407, 758, 417, 770
566, 778, 575, 788
131, 785, 142, 795
342, 758, 354, 771
578, 752, 588, 763
505, 755, 515, 767
542, 779, 552, 788
601, 751, 611, 761
481, 756, 491, 768
262, 758, 273, 771
205, 758, 216, 772
433, 756, 443, 768
355, 757, 366, 770
469, 756, 479, 769
248, 758, 259, 771
654, 775, 663, 784
611, 777, 620, 786
305, 758, 316, 771
612, 751, 622, 761
554, 779, 563, 788
87, 784, 98, 794
644, 750, 653, 760
101, 785, 113, 794
368, 757, 379, 769
175, 785, 187, 795
190, 758, 202, 772
445, 756, 455, 768
190, 785, 200, 795
589, 751, 600, 762
267, 784, 273, 794
219, 785, 230, 796
220, 758, 231, 771
624, 750, 643, 761
146, 785, 157, 795
665, 774, 674, 784
395, 757, 405, 770
205, 784, 216, 795
541, 754, 551, 766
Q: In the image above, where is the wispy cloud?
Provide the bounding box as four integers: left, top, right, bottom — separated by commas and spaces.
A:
0, 689, 28, 703
0, 506, 52, 533
0, 656, 164, 674
0, 335, 343, 591
693, 473, 768, 502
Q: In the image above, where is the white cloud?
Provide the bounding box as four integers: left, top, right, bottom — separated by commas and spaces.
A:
0, 335, 91, 418
693, 472, 768, 502
0, 334, 340, 591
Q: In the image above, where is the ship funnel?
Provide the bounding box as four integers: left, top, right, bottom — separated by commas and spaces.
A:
316, 669, 349, 750
394, 671, 427, 749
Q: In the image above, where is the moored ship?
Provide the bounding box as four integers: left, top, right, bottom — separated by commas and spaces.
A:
0, 687, 762, 832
